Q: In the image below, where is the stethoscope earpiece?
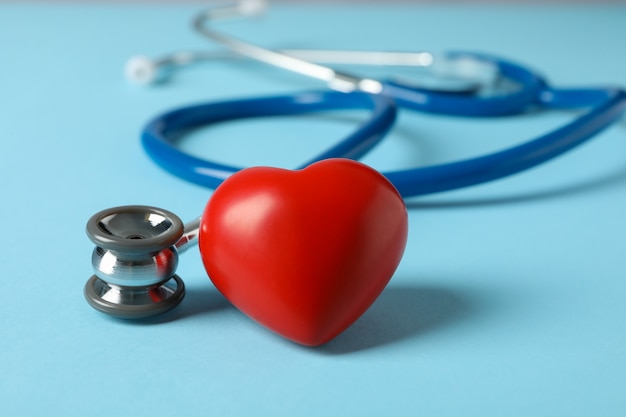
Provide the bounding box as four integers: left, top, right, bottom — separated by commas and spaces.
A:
125, 56, 162, 85
84, 205, 192, 319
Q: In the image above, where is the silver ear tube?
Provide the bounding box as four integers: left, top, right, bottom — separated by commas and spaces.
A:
125, 51, 235, 85
189, 0, 499, 93
84, 205, 200, 319
125, 0, 499, 91
191, 0, 384, 93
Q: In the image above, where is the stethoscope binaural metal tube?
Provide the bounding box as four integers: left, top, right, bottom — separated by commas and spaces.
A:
187, 1, 551, 117
126, 48, 492, 96
190, 0, 500, 95
121, 0, 504, 97
192, 0, 383, 94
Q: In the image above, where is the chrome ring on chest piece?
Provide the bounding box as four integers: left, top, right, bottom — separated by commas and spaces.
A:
84, 205, 195, 319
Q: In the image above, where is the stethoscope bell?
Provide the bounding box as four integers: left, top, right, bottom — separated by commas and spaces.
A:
84, 205, 187, 319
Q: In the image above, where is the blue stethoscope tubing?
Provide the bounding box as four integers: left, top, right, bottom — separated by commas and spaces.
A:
142, 53, 626, 198
388, 86, 626, 197
143, 91, 398, 190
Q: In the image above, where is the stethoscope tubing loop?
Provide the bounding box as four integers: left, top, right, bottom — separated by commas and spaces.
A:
141, 83, 626, 198
142, 90, 397, 190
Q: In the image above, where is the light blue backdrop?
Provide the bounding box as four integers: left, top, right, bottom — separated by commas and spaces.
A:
1, 3, 625, 416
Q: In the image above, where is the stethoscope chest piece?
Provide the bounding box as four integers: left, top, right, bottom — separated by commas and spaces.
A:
84, 205, 186, 319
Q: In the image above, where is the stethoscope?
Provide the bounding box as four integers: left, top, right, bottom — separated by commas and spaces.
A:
84, 0, 626, 337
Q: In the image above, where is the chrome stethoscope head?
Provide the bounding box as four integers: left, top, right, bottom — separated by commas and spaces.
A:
84, 205, 199, 319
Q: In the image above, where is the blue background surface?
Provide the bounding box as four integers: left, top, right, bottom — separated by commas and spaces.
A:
1, 2, 625, 416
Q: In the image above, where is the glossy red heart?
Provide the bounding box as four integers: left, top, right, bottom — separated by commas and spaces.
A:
199, 158, 408, 346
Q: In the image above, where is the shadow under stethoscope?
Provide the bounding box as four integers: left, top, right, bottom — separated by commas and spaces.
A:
98, 282, 232, 325
114, 280, 474, 353
404, 161, 626, 210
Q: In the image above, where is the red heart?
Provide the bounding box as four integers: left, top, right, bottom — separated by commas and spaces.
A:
199, 159, 408, 346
